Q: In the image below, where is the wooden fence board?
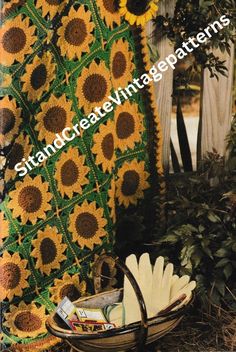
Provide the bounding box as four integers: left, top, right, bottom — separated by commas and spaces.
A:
147, 0, 176, 172
201, 45, 235, 157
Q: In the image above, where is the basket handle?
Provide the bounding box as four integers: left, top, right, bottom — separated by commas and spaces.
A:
93, 254, 148, 352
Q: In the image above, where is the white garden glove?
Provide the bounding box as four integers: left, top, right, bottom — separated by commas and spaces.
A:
138, 253, 153, 318
151, 256, 164, 315
123, 253, 196, 324
151, 257, 175, 316
123, 254, 141, 325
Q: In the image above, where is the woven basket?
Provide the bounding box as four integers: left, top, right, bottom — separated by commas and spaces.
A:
46, 254, 193, 352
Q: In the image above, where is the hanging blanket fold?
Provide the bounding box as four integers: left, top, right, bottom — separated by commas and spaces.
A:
0, 0, 162, 350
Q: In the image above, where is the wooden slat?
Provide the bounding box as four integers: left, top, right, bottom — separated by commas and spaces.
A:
201, 45, 235, 157
147, 0, 176, 172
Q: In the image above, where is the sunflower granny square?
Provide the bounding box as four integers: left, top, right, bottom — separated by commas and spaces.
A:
0, 0, 162, 350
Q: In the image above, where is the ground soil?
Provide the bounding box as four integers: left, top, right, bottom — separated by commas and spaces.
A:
49, 307, 236, 352
147, 308, 236, 352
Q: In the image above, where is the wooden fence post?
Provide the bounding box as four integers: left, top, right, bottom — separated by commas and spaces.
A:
201, 45, 235, 158
147, 0, 176, 173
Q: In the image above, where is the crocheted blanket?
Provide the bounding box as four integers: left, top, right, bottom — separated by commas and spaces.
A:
0, 0, 162, 350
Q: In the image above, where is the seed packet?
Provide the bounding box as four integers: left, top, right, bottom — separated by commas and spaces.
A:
56, 296, 116, 332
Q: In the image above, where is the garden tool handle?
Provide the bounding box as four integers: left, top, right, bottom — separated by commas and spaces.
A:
93, 254, 148, 352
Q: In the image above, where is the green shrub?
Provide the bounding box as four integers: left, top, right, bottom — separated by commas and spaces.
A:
154, 149, 236, 308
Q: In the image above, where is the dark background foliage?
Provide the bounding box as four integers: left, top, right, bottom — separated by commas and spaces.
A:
152, 0, 236, 80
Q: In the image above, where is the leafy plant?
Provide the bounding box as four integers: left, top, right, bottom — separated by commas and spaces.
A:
152, 148, 236, 309
152, 0, 236, 80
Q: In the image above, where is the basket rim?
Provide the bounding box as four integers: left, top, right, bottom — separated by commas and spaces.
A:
46, 289, 194, 340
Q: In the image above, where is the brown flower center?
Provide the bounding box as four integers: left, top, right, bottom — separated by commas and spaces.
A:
126, 0, 150, 16
121, 170, 140, 196
101, 133, 114, 160
30, 64, 47, 91
116, 112, 135, 139
83, 74, 107, 103
0, 263, 21, 290
18, 186, 42, 213
46, 0, 61, 5
75, 212, 98, 239
43, 106, 67, 133
3, 1, 26, 17
61, 159, 79, 186
0, 108, 16, 135
2, 27, 26, 54
65, 18, 87, 47
40, 238, 57, 265
112, 52, 127, 79
60, 284, 81, 301
14, 311, 42, 332
7, 143, 24, 170
103, 0, 117, 14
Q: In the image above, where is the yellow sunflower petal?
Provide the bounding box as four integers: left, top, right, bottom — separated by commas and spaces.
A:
69, 200, 107, 250
8, 174, 52, 225
120, 0, 127, 7
140, 15, 147, 27
150, 2, 158, 11
1, 0, 20, 12
0, 252, 30, 301
31, 225, 67, 275
0, 212, 9, 245
4, 301, 47, 338
129, 14, 137, 25
55, 147, 90, 198
0, 15, 36, 66
116, 159, 150, 208
145, 11, 153, 22
119, 7, 127, 16
136, 16, 142, 26
36, 0, 66, 19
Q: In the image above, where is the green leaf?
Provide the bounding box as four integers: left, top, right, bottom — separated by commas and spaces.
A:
162, 234, 178, 243
201, 240, 213, 259
215, 248, 229, 258
198, 225, 205, 233
215, 280, 225, 296
207, 212, 221, 223
191, 249, 203, 267
223, 264, 232, 280
215, 258, 229, 268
